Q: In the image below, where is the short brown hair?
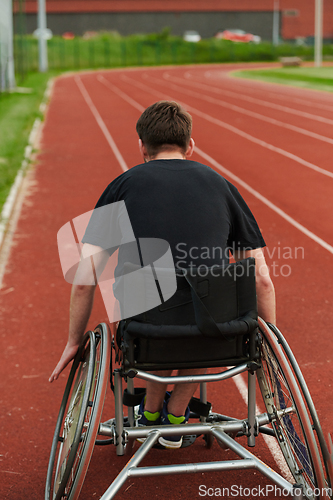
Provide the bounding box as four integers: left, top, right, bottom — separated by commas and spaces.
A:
136, 101, 192, 157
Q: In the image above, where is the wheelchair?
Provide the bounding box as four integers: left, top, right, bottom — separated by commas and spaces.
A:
45, 258, 333, 500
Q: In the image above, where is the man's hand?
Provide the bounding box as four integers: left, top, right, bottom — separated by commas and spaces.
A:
49, 342, 81, 382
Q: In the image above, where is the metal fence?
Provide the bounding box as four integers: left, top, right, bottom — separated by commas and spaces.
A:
9, 35, 321, 75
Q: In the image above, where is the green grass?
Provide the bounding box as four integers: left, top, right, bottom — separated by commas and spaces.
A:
0, 71, 58, 210
233, 66, 333, 93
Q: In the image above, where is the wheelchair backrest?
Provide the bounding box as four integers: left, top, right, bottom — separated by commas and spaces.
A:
131, 257, 257, 328
117, 258, 258, 370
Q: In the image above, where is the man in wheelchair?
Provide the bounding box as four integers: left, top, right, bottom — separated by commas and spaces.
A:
49, 100, 275, 448
47, 101, 333, 500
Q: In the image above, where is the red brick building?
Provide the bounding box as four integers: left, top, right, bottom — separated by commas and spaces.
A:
23, 0, 333, 41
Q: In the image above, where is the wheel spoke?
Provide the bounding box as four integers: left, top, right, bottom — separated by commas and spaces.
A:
257, 323, 325, 498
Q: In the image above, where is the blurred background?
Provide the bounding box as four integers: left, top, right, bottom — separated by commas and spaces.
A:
1, 0, 333, 90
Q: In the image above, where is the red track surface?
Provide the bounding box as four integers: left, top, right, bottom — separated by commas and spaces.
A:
1, 63, 332, 499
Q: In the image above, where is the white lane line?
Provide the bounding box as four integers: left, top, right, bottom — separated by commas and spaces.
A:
201, 69, 333, 115
232, 373, 294, 482
125, 73, 333, 181
230, 80, 333, 112
162, 72, 333, 146
101, 73, 333, 255
75, 76, 128, 172
188, 69, 333, 112
181, 70, 333, 126
195, 147, 333, 254
97, 75, 144, 112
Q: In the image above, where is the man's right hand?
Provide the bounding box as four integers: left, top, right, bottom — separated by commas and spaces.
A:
49, 342, 80, 383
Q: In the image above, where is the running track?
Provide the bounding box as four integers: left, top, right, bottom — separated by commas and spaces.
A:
1, 63, 332, 500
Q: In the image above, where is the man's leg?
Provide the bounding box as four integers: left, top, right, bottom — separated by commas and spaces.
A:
157, 368, 207, 449
144, 370, 172, 413
141, 368, 207, 448
144, 368, 206, 415
167, 368, 207, 416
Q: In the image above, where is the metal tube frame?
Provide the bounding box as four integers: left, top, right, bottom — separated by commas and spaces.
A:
200, 382, 207, 423
98, 420, 297, 500
125, 377, 136, 454
247, 370, 257, 447
113, 369, 124, 456
130, 362, 251, 384
97, 363, 304, 499
99, 413, 271, 440
126, 377, 135, 427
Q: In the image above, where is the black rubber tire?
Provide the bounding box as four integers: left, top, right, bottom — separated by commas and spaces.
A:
267, 322, 332, 495
257, 319, 328, 499
45, 323, 111, 500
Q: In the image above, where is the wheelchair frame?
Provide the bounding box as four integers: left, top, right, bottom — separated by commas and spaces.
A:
45, 320, 332, 500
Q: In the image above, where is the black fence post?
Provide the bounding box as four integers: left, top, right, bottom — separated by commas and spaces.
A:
230, 42, 235, 62
210, 42, 215, 63
104, 39, 110, 67
137, 41, 143, 66
121, 40, 127, 66
155, 41, 161, 65
74, 37, 80, 69
191, 42, 196, 64
48, 38, 54, 69
60, 38, 66, 69
171, 41, 177, 64
89, 40, 95, 68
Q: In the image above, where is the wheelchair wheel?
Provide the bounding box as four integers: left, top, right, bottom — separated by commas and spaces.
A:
257, 319, 328, 499
45, 323, 111, 500
267, 322, 332, 493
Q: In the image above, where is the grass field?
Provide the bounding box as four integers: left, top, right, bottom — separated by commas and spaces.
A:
233, 65, 333, 93
0, 72, 57, 211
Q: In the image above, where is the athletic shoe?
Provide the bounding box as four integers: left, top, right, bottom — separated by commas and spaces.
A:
136, 396, 161, 443
158, 398, 190, 449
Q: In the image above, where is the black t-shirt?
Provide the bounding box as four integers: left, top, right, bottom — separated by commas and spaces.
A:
82, 159, 265, 273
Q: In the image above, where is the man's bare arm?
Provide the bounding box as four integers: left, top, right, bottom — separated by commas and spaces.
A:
49, 244, 109, 382
49, 284, 96, 382
234, 248, 276, 325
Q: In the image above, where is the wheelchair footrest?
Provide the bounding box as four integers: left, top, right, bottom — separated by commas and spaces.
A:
146, 433, 197, 450
123, 388, 211, 418
181, 434, 197, 448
